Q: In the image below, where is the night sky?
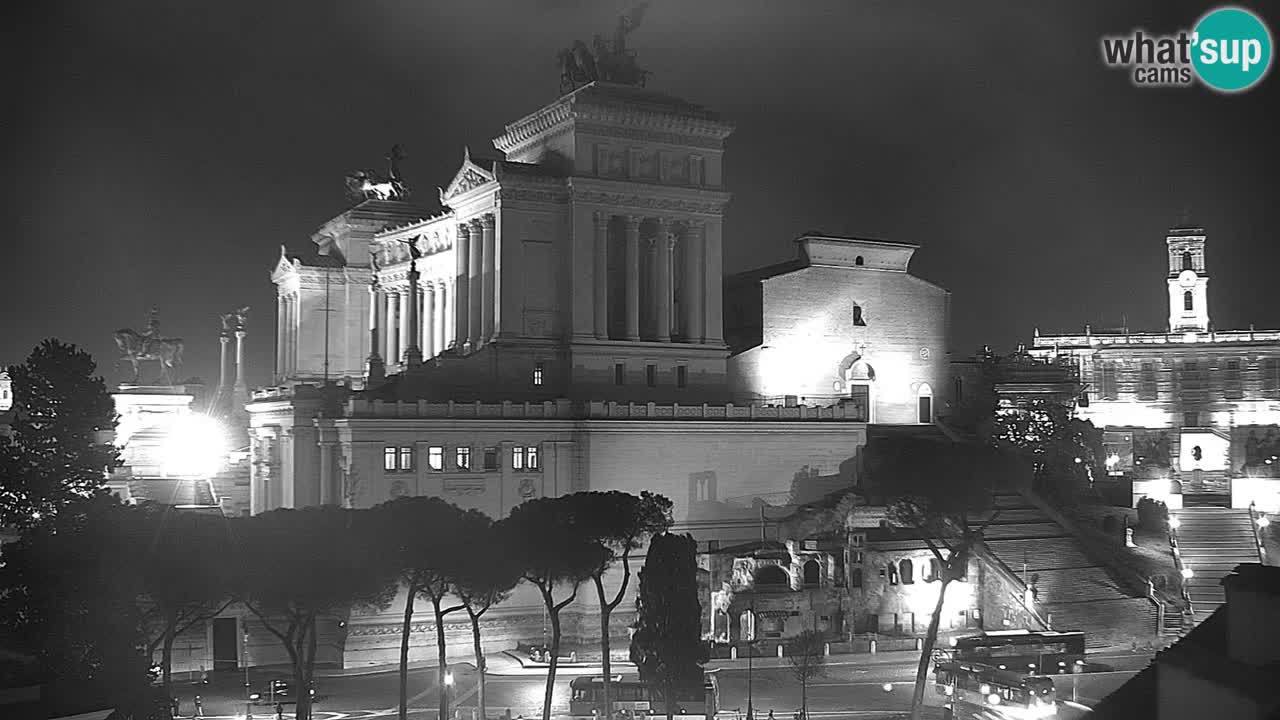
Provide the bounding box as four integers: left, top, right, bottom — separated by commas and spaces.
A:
6, 1, 1279, 391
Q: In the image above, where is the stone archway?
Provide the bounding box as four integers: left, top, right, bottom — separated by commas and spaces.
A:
836, 350, 876, 422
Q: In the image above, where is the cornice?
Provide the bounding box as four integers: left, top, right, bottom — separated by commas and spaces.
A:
493, 101, 575, 154
574, 122, 725, 151
573, 102, 733, 142
568, 178, 731, 217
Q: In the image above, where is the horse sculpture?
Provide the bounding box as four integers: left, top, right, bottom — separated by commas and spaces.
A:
114, 329, 185, 385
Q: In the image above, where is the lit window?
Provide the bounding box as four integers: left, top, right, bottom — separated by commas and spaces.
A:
646, 364, 656, 387
614, 363, 625, 385
455, 446, 471, 471
484, 447, 498, 470
384, 447, 397, 472
513, 446, 524, 470
428, 446, 444, 471
527, 445, 540, 471
533, 362, 544, 386
677, 365, 688, 389
398, 447, 413, 472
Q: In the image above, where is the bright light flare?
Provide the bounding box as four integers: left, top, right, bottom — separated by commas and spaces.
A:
444, 672, 454, 686
1181, 567, 1195, 579
1169, 516, 1181, 530
1258, 515, 1271, 528
882, 683, 893, 693
161, 414, 227, 477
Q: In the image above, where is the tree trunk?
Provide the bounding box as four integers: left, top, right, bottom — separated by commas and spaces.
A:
161, 613, 177, 696
595, 576, 613, 720
540, 588, 561, 720
433, 597, 451, 720
910, 578, 952, 720
468, 608, 488, 720
400, 585, 417, 720
801, 675, 807, 720
664, 679, 674, 720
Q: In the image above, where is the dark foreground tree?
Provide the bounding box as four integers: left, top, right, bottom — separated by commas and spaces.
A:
863, 434, 1028, 720
629, 533, 708, 720
0, 340, 118, 529
572, 491, 673, 717
505, 496, 601, 720
232, 507, 397, 720
375, 497, 481, 720
454, 514, 523, 720
785, 630, 826, 720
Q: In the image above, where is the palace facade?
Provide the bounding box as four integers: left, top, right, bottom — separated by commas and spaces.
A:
1030, 225, 1280, 512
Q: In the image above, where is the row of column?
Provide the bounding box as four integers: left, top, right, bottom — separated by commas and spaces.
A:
456, 214, 497, 352
276, 292, 299, 378
372, 279, 455, 366
592, 212, 707, 343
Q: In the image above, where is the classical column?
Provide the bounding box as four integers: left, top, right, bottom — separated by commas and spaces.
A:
624, 215, 641, 341
655, 218, 673, 343
386, 291, 399, 364
468, 218, 483, 348
404, 263, 423, 367
366, 284, 384, 384
455, 224, 471, 351
275, 296, 285, 380
593, 211, 609, 338
440, 280, 452, 350
398, 288, 414, 366
318, 438, 335, 505
423, 283, 436, 358
285, 294, 296, 376
682, 221, 706, 343
218, 332, 231, 396
481, 214, 496, 341
233, 328, 248, 400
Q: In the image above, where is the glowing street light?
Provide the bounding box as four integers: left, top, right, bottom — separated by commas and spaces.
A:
1181, 567, 1195, 580
1169, 516, 1181, 530
1258, 515, 1271, 528
444, 671, 455, 686
882, 683, 893, 693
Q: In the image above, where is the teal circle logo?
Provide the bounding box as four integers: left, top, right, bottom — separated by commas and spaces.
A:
1192, 7, 1273, 92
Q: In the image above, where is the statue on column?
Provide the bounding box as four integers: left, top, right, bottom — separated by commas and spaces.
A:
113, 307, 185, 385
558, 2, 651, 94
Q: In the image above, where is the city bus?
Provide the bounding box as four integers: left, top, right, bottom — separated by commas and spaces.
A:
933, 660, 1058, 719
950, 630, 1086, 675
569, 672, 720, 720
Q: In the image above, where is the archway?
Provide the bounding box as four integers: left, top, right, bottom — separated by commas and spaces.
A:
802, 559, 820, 587
754, 564, 789, 589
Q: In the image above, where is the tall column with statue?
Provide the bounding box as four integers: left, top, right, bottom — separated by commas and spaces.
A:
366, 251, 385, 384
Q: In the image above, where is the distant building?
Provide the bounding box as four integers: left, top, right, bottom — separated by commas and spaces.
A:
1093, 563, 1280, 719
1031, 225, 1280, 512
0, 370, 12, 412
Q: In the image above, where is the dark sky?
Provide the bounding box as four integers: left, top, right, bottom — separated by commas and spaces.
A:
6, 1, 1279, 390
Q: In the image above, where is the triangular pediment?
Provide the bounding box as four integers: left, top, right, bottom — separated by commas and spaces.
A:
271, 246, 299, 283
440, 148, 496, 202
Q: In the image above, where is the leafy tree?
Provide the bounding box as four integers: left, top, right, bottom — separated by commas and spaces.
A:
862, 434, 1027, 720
0, 494, 152, 717
453, 515, 523, 720
505, 496, 602, 720
135, 505, 234, 695
375, 497, 481, 720
992, 399, 1100, 502
570, 491, 673, 717
629, 533, 708, 720
231, 507, 398, 720
784, 630, 826, 720
0, 340, 118, 529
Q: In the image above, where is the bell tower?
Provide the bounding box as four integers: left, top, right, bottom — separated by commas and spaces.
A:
1166, 225, 1210, 333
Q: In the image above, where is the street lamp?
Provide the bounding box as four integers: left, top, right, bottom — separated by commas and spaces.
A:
1181, 567, 1195, 580
243, 630, 253, 720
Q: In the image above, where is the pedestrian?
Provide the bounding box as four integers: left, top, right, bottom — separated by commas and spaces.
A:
193, 695, 203, 718
170, 696, 180, 718
276, 701, 285, 720
768, 711, 774, 720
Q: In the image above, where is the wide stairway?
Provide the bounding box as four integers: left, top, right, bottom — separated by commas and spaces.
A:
1175, 507, 1261, 623
981, 493, 1157, 649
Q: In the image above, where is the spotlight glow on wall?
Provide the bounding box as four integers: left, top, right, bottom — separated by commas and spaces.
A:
161, 414, 227, 478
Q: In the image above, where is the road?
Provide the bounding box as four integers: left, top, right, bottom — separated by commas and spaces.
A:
165, 651, 1152, 720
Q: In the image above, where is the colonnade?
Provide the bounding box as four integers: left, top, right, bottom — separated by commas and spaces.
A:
594, 212, 709, 343
276, 291, 300, 377
371, 277, 456, 366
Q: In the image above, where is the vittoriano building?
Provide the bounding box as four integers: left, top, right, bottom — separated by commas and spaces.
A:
1031, 225, 1280, 512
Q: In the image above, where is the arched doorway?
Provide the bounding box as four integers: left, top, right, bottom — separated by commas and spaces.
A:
917, 383, 934, 424
802, 559, 820, 587
837, 352, 876, 422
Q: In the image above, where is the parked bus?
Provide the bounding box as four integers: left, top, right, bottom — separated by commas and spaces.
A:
569, 672, 720, 720
934, 660, 1058, 719
950, 630, 1086, 675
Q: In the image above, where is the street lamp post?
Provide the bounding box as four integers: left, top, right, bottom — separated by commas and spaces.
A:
746, 600, 756, 720
244, 631, 253, 720
445, 669, 455, 720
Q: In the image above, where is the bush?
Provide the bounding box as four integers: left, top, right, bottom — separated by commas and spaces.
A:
1136, 497, 1169, 531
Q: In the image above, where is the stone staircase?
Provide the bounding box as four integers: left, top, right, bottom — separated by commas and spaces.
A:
1174, 507, 1261, 623
981, 493, 1157, 649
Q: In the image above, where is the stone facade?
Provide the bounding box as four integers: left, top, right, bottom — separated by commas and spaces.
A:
1031, 225, 1280, 511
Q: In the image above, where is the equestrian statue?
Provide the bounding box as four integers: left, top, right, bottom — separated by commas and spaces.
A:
114, 307, 185, 385
559, 2, 652, 94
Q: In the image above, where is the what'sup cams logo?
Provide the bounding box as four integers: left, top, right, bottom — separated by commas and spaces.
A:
1101, 6, 1272, 92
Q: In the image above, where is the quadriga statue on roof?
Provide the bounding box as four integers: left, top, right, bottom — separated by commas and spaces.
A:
558, 2, 651, 94
345, 144, 410, 202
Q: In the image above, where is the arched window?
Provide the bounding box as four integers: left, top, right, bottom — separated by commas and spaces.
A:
851, 568, 863, 588
1184, 291, 1194, 311
887, 564, 899, 585
754, 565, 788, 588
855, 255, 865, 266
899, 559, 915, 585
1182, 251, 1193, 271
928, 558, 941, 582
917, 383, 934, 424
802, 559, 820, 587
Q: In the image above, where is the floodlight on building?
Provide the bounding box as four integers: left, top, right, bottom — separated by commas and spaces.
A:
988, 693, 1001, 705
1181, 567, 1194, 580
161, 413, 227, 478
1169, 516, 1181, 530
445, 671, 454, 686
1074, 457, 1082, 464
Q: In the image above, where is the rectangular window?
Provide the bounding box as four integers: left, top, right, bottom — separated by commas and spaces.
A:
1184, 412, 1199, 428
484, 447, 498, 470
513, 446, 524, 470
1138, 362, 1157, 401
428, 446, 444, 471
384, 447, 397, 472
527, 445, 540, 471
614, 362, 625, 385
398, 447, 413, 472
533, 362, 544, 386
646, 364, 657, 387
1224, 358, 1243, 399
677, 365, 688, 389
1099, 361, 1117, 400
1265, 358, 1280, 392
455, 446, 471, 471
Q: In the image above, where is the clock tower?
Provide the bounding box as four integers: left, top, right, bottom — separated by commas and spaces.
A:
1166, 225, 1210, 333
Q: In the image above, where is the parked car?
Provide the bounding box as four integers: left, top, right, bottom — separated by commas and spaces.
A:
250, 679, 318, 704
